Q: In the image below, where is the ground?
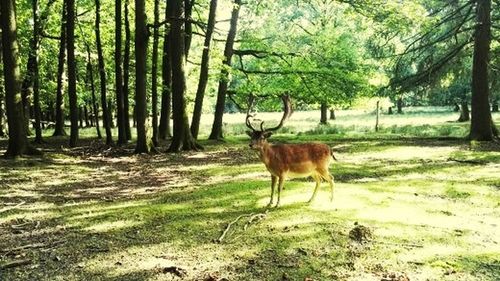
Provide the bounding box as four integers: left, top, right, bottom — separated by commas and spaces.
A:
0, 108, 499, 281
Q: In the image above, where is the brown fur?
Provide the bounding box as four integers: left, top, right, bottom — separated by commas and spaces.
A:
249, 135, 335, 207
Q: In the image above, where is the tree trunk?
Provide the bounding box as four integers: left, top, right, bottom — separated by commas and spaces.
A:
167, 0, 201, 152
329, 109, 336, 120
375, 100, 380, 132
78, 106, 84, 128
29, 0, 43, 143
159, 8, 172, 140
123, 0, 132, 140
1, 0, 39, 157
469, 0, 496, 140
453, 103, 460, 112
191, 0, 217, 139
95, 0, 113, 145
115, 0, 127, 145
86, 45, 101, 138
53, 1, 67, 136
184, 0, 193, 58
397, 97, 403, 114
84, 105, 90, 127
458, 101, 470, 122
151, 0, 160, 147
66, 0, 79, 147
0, 34, 4, 138
320, 103, 328, 124
134, 0, 150, 153
493, 102, 499, 112
208, 0, 241, 140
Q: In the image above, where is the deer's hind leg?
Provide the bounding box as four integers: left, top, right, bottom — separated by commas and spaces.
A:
308, 174, 322, 203
318, 169, 335, 202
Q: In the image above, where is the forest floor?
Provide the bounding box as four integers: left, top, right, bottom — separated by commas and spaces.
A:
1, 108, 500, 281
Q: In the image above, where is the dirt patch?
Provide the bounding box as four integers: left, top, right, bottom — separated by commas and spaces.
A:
349, 222, 373, 243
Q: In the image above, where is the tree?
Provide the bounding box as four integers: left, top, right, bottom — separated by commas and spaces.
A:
151, 0, 160, 147
66, 0, 78, 147
95, 0, 113, 145
115, 0, 127, 145
191, 0, 218, 139
53, 1, 67, 137
134, 0, 150, 153
123, 0, 132, 140
166, 0, 200, 152
85, 45, 101, 138
209, 0, 242, 140
469, 0, 496, 140
0, 0, 39, 157
159, 7, 172, 140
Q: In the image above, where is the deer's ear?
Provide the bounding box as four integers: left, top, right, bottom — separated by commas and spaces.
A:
246, 131, 253, 137
263, 131, 273, 138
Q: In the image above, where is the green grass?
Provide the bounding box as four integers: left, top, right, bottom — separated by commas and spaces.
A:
0, 107, 499, 280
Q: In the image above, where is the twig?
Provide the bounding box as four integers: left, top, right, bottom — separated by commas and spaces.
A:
372, 240, 424, 248
0, 201, 26, 214
0, 259, 31, 269
217, 214, 253, 243
448, 158, 486, 165
243, 211, 268, 231
1, 240, 65, 254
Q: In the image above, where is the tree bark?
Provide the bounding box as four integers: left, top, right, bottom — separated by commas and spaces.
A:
208, 0, 242, 140
458, 100, 470, 122
191, 0, 218, 139
66, 0, 78, 147
151, 0, 160, 147
0, 32, 4, 138
375, 100, 380, 132
159, 7, 172, 140
123, 0, 132, 140
1, 0, 39, 157
329, 109, 336, 120
115, 0, 127, 145
469, 0, 496, 140
166, 0, 201, 152
86, 45, 101, 138
320, 103, 328, 124
28, 0, 43, 143
134, 0, 150, 153
184, 0, 193, 58
53, 1, 67, 136
95, 0, 113, 145
396, 97, 403, 114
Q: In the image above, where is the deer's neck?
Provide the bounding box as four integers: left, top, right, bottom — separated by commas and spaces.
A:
258, 142, 273, 166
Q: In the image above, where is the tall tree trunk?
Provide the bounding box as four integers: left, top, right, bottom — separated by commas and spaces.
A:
123, 0, 132, 140
84, 105, 90, 127
159, 8, 172, 140
167, 0, 201, 152
151, 0, 160, 147
53, 1, 67, 136
134, 0, 150, 153
67, 0, 78, 147
208, 0, 241, 140
469, 0, 496, 140
1, 0, 39, 157
78, 106, 84, 128
86, 45, 101, 138
191, 0, 217, 139
184, 0, 193, 58
95, 0, 113, 145
0, 33, 4, 138
329, 109, 336, 120
396, 97, 403, 114
320, 103, 327, 124
375, 100, 380, 132
458, 100, 470, 122
29, 0, 43, 143
115, 0, 127, 145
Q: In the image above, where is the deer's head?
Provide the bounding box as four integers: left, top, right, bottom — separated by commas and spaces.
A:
246, 94, 292, 150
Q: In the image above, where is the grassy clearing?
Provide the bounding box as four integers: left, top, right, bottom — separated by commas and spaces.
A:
0, 108, 499, 280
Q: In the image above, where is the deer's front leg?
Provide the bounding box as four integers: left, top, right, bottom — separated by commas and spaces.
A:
267, 175, 277, 207
275, 176, 285, 207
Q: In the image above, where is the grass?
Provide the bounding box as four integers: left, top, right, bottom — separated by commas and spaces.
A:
0, 107, 499, 280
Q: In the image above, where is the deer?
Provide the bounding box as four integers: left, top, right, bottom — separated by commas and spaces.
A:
246, 94, 336, 208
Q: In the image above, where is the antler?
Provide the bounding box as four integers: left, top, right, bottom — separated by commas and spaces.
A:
245, 94, 259, 132
262, 94, 292, 132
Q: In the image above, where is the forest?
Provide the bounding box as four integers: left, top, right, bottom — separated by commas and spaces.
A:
0, 0, 499, 280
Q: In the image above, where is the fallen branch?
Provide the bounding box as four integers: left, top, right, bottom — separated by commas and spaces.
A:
0, 259, 31, 269
372, 240, 424, 248
1, 240, 65, 254
243, 211, 268, 231
448, 158, 486, 165
217, 214, 253, 243
0, 201, 26, 214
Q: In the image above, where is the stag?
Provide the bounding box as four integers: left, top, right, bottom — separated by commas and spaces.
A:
246, 95, 336, 207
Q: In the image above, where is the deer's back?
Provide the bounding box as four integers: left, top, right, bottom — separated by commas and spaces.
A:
266, 143, 332, 176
